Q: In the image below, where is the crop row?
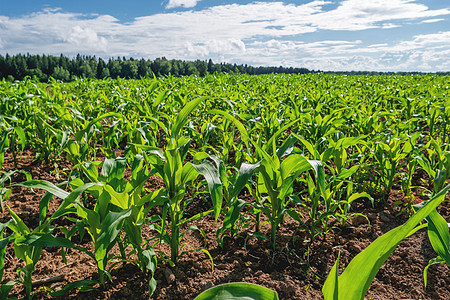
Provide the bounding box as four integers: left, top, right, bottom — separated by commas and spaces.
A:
0, 73, 449, 299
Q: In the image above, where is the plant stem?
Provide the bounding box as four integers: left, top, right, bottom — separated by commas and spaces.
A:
170, 207, 180, 264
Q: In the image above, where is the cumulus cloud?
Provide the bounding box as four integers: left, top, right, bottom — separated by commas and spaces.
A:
166, 0, 201, 9
186, 39, 246, 56
0, 1, 449, 71
67, 26, 108, 51
240, 29, 450, 72
303, 0, 450, 30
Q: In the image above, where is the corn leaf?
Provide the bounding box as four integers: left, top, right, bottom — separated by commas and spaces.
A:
426, 210, 450, 264
49, 280, 97, 297
171, 97, 206, 139
95, 208, 132, 271
0, 235, 9, 281
322, 251, 340, 299
14, 233, 74, 248
193, 160, 223, 222
15, 180, 69, 200
323, 183, 450, 300
209, 109, 250, 150
230, 162, 261, 201
423, 209, 450, 287
195, 282, 279, 300
0, 280, 19, 299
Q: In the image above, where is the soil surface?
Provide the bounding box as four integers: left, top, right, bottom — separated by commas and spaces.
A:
1, 149, 449, 300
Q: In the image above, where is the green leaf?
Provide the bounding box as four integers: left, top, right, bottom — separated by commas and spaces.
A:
52, 182, 104, 220
433, 169, 447, 194
276, 134, 297, 159
295, 135, 317, 159
8, 207, 30, 234
15, 233, 74, 248
323, 183, 450, 300
149, 276, 157, 297
195, 282, 279, 300
49, 280, 97, 297
307, 160, 326, 202
95, 208, 132, 271
347, 192, 372, 205
193, 160, 223, 222
14, 126, 26, 151
426, 210, 450, 264
0, 280, 19, 299
0, 236, 10, 281
100, 157, 127, 185
15, 180, 69, 200
141, 248, 157, 273
209, 109, 250, 150
38, 191, 53, 225
336, 165, 360, 180
423, 256, 445, 288
280, 155, 311, 181
104, 185, 129, 210
181, 162, 199, 184
230, 162, 261, 201
322, 251, 340, 299
153, 90, 170, 109
75, 112, 123, 142
171, 97, 206, 139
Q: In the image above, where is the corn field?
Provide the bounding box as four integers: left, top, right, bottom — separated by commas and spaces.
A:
0, 73, 449, 299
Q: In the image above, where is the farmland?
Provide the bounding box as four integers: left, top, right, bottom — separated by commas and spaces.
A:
0, 73, 449, 299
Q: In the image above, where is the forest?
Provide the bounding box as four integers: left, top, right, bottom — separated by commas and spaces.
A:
0, 54, 311, 82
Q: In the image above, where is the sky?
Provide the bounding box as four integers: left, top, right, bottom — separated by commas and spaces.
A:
1, 0, 449, 72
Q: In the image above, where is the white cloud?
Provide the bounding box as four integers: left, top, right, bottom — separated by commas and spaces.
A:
166, 0, 201, 9
309, 0, 450, 31
186, 39, 246, 57
420, 18, 445, 23
0, 1, 449, 71
67, 26, 108, 51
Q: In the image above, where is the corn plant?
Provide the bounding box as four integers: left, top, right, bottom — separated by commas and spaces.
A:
137, 97, 218, 265
66, 159, 152, 287
249, 137, 317, 250
288, 160, 331, 241
81, 155, 158, 292
13, 178, 137, 291
322, 183, 450, 300
192, 152, 260, 247
368, 134, 414, 198
0, 127, 26, 169
3, 208, 77, 299
0, 170, 31, 212
0, 113, 27, 169
63, 112, 124, 165
1, 179, 82, 299
0, 220, 18, 299
421, 208, 450, 288
416, 137, 450, 196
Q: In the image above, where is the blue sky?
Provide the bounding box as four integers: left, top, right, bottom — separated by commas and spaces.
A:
1, 0, 449, 71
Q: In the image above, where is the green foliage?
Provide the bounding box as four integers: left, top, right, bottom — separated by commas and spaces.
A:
195, 282, 279, 300
322, 184, 450, 300
1, 73, 449, 298
0, 54, 311, 82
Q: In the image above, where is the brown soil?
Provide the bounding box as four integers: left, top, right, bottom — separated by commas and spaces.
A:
1, 150, 449, 300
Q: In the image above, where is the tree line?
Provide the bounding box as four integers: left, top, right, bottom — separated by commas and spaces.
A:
0, 53, 311, 81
